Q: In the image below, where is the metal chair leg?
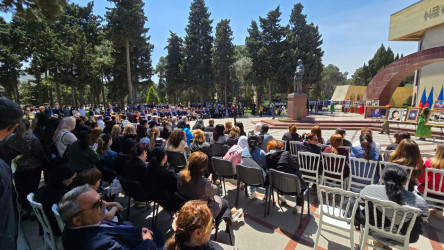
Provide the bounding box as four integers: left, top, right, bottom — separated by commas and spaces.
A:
126, 196, 131, 220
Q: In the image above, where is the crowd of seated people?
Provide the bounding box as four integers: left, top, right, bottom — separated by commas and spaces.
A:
1, 96, 444, 250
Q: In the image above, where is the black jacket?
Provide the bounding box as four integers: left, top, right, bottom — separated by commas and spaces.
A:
123, 157, 147, 184
0, 158, 18, 250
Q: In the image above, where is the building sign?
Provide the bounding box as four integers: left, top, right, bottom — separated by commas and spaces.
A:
424, 4, 444, 20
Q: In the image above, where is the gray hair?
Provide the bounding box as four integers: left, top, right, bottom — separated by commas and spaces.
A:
58, 184, 92, 226
0, 98, 22, 130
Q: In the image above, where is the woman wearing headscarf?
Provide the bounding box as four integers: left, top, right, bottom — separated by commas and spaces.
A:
53, 117, 77, 158
223, 135, 248, 167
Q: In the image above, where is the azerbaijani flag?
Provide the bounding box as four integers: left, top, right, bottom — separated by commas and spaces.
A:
418, 89, 427, 108
426, 87, 434, 108
438, 86, 444, 101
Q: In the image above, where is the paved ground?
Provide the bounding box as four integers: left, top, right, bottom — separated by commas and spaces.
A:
20, 112, 444, 250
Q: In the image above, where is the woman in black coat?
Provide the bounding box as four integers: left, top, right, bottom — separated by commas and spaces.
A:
145, 147, 178, 211
34, 164, 77, 236
281, 124, 302, 151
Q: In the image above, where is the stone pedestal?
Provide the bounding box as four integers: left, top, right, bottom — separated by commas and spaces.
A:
287, 93, 308, 120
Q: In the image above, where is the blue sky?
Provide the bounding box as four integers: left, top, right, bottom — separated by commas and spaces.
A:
2, 0, 420, 82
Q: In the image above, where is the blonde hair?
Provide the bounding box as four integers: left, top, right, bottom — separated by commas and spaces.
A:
149, 127, 160, 150
165, 200, 213, 250
192, 129, 205, 143
179, 152, 208, 185
389, 139, 423, 180
224, 121, 233, 134
96, 133, 111, 156
431, 144, 444, 170
123, 124, 136, 136
89, 128, 103, 146
329, 134, 343, 155
228, 126, 240, 138
111, 124, 121, 138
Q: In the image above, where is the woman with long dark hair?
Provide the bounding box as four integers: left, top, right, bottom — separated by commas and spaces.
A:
211, 124, 227, 144
145, 147, 178, 211
123, 143, 148, 184
177, 152, 242, 221
351, 133, 379, 161
358, 165, 429, 248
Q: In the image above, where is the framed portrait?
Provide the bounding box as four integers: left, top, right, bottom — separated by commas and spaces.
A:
434, 100, 444, 110
426, 110, 444, 127
364, 106, 389, 120
404, 107, 422, 123
387, 108, 406, 123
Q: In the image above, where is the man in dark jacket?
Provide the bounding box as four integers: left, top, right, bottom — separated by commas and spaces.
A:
297, 132, 322, 154
0, 97, 22, 250
59, 185, 161, 250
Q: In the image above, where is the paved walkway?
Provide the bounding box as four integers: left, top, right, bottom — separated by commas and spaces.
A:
20, 113, 444, 250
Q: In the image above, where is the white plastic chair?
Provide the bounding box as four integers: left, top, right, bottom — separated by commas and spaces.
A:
321, 153, 347, 189
52, 204, 65, 232
297, 151, 320, 187
348, 157, 378, 192
380, 150, 394, 162
360, 195, 422, 250
314, 185, 360, 250
289, 141, 298, 157
278, 140, 287, 151
379, 161, 412, 190
421, 168, 444, 210
27, 193, 59, 250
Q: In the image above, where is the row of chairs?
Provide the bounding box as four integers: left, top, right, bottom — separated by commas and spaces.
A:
314, 185, 423, 250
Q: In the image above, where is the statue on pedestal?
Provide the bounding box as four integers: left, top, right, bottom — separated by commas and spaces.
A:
293, 59, 304, 94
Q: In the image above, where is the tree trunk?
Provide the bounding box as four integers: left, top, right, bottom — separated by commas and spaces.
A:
224, 83, 227, 107
54, 70, 61, 105
101, 74, 106, 106
268, 81, 272, 108
125, 38, 134, 105
14, 82, 20, 104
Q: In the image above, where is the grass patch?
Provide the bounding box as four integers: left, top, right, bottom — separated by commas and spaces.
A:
278, 117, 292, 122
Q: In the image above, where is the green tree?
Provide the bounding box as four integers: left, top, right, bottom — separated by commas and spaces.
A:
165, 31, 184, 104
213, 19, 235, 106
233, 56, 253, 106
287, 3, 324, 99
146, 85, 159, 104
183, 0, 213, 104
320, 64, 348, 100
0, 0, 67, 22
258, 6, 287, 105
155, 56, 167, 103
245, 20, 264, 106
106, 0, 153, 105
0, 17, 23, 103
351, 44, 396, 86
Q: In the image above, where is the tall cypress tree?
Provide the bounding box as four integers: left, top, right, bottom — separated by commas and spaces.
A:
287, 3, 324, 99
245, 20, 264, 106
213, 19, 234, 106
258, 6, 287, 105
183, 0, 213, 104
106, 0, 153, 105
165, 31, 184, 104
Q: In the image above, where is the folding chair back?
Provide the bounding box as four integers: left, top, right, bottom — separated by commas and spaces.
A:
423, 168, 444, 210
298, 151, 320, 186
167, 151, 187, 172
27, 193, 59, 250
204, 132, 212, 143
278, 140, 287, 151
289, 141, 298, 157
314, 185, 360, 250
212, 143, 226, 156
321, 153, 347, 189
348, 157, 378, 192
380, 150, 394, 162
52, 204, 65, 233
212, 157, 237, 195
268, 169, 309, 227
361, 196, 421, 250
379, 161, 412, 189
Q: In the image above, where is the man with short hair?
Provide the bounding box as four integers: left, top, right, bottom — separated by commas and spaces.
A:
0, 98, 23, 250
259, 124, 274, 151
326, 128, 352, 147
204, 119, 215, 132
58, 185, 161, 250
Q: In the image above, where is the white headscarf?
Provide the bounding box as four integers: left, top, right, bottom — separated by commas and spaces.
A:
227, 135, 248, 154
53, 117, 76, 143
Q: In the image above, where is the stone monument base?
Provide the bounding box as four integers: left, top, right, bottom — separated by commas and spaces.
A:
287, 93, 308, 120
